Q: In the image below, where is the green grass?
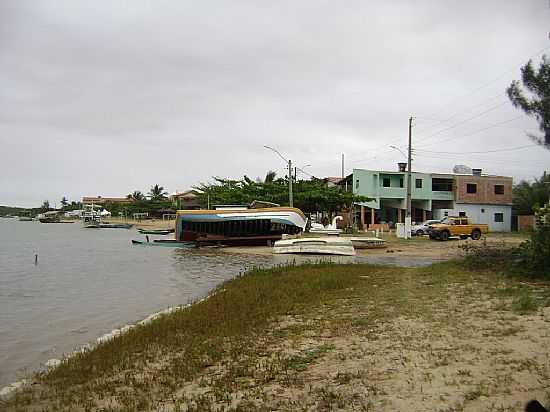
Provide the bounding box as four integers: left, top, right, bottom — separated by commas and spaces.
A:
4, 260, 550, 411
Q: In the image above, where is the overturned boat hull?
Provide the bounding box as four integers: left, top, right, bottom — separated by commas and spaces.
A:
273, 237, 356, 256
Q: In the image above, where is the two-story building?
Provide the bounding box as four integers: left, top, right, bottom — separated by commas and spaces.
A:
351, 166, 513, 232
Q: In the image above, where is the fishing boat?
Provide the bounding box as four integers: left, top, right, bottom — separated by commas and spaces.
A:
137, 228, 175, 235
272, 237, 356, 256
176, 206, 307, 246
131, 239, 196, 248
99, 223, 133, 229
82, 204, 101, 228
38, 211, 73, 223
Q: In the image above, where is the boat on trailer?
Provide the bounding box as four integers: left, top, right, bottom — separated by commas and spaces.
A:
176, 206, 307, 246
272, 237, 356, 256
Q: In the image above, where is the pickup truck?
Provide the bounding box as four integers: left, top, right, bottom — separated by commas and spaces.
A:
427, 216, 488, 241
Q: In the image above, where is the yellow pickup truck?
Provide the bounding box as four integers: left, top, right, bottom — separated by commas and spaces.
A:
427, 216, 488, 241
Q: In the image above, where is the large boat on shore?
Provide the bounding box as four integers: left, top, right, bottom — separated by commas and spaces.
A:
175, 206, 307, 246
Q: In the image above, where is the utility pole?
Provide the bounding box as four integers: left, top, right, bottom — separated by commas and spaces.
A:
405, 116, 413, 239
288, 159, 293, 207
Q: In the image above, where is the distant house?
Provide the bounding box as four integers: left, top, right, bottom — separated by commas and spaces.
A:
170, 190, 201, 210
324, 177, 344, 187
81, 196, 133, 205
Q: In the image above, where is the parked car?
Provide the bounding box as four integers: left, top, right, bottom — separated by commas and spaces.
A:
427, 216, 489, 241
411, 219, 442, 236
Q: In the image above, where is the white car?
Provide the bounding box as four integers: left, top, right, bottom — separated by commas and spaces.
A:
412, 219, 442, 236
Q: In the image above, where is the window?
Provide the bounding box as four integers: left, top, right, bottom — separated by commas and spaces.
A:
494, 185, 504, 195
466, 183, 477, 194
383, 177, 391, 187
444, 211, 449, 217
494, 213, 504, 223
399, 178, 403, 188
481, 208, 485, 213
459, 211, 466, 217
415, 178, 422, 189
355, 179, 359, 189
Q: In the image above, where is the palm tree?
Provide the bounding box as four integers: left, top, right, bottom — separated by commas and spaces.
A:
264, 170, 277, 184
128, 191, 145, 201
148, 184, 168, 201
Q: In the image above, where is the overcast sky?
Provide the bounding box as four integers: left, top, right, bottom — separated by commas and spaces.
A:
1, 0, 549, 207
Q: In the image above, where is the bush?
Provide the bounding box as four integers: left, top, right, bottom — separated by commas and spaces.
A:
459, 239, 518, 271
515, 205, 550, 278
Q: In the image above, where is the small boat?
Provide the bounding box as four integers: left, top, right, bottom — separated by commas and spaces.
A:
18, 216, 33, 222
100, 223, 133, 229
131, 239, 196, 248
347, 237, 387, 249
272, 237, 356, 256
38, 211, 73, 223
137, 228, 175, 235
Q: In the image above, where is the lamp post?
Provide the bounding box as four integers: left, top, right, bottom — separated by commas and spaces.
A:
294, 164, 311, 181
264, 145, 293, 207
389, 145, 407, 159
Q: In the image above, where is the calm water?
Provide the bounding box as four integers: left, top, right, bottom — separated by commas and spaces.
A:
0, 218, 438, 388
0, 219, 278, 387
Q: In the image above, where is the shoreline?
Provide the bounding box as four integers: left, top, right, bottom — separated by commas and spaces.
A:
0, 233, 525, 399
4, 258, 549, 410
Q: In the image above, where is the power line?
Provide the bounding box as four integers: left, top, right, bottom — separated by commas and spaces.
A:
414, 101, 509, 145
415, 115, 524, 148
420, 44, 550, 120
416, 144, 538, 155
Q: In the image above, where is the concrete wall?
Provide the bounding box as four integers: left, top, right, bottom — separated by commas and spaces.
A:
432, 204, 512, 232
353, 169, 433, 208
518, 215, 536, 231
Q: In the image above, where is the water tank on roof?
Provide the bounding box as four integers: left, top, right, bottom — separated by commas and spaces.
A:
452, 165, 472, 174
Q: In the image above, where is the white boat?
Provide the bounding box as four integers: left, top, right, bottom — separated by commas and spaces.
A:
347, 237, 387, 249
272, 237, 356, 256
81, 204, 101, 228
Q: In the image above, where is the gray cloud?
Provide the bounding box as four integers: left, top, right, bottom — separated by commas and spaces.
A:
1, 0, 549, 206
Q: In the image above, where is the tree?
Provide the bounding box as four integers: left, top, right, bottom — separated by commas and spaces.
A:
513, 172, 550, 215
40, 200, 50, 212
60, 196, 69, 208
195, 175, 369, 216
148, 184, 168, 201
507, 55, 550, 148
128, 191, 145, 201
264, 170, 277, 184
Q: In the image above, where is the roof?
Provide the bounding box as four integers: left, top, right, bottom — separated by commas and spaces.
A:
82, 196, 133, 203
171, 190, 199, 198
353, 168, 512, 179
324, 177, 344, 184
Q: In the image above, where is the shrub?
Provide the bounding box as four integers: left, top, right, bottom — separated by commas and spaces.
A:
515, 204, 550, 278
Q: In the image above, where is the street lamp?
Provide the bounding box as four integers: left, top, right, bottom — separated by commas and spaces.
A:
295, 164, 312, 180
264, 145, 293, 207
389, 145, 407, 159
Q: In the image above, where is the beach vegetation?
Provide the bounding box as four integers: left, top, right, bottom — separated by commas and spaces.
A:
4, 259, 550, 411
